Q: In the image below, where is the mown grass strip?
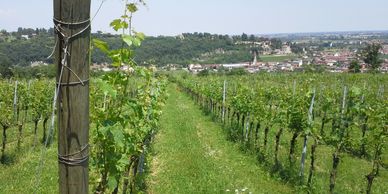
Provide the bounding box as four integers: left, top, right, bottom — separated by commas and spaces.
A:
147, 84, 293, 194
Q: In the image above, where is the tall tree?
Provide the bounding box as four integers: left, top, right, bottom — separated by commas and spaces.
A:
0, 57, 13, 78
241, 33, 248, 41
362, 43, 383, 72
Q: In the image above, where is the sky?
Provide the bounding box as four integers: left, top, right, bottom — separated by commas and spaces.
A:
1, 0, 388, 36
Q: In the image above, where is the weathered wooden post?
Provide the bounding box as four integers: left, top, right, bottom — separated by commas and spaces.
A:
54, 0, 90, 193
222, 80, 226, 123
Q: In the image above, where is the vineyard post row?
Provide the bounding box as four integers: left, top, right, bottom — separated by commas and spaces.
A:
171, 73, 387, 193
0, 79, 54, 164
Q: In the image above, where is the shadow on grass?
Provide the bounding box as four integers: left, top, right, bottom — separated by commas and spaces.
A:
0, 153, 16, 165
251, 147, 305, 186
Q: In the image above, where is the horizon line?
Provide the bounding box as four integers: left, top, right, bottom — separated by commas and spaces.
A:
2, 27, 388, 37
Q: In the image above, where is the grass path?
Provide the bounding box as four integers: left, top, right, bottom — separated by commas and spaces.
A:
147, 84, 294, 194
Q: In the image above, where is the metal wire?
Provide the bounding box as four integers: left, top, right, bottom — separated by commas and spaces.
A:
57, 79, 90, 86
58, 144, 89, 166
53, 18, 90, 26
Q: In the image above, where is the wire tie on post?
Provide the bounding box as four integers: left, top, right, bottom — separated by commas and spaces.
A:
58, 144, 89, 166
57, 79, 90, 86
53, 18, 90, 26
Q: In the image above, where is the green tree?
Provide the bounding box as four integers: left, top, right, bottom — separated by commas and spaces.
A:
362, 43, 383, 72
270, 38, 282, 49
290, 42, 304, 54
249, 34, 256, 41
241, 33, 248, 41
349, 60, 361, 73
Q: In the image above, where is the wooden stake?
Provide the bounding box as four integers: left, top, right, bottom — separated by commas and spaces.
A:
13, 80, 18, 123
300, 89, 316, 177
222, 80, 226, 123
54, 0, 90, 193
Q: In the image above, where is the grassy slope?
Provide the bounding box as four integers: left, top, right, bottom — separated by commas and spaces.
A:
147, 84, 293, 194
0, 123, 58, 193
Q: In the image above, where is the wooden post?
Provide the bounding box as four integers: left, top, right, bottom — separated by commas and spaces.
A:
245, 113, 250, 141
299, 89, 316, 177
13, 80, 18, 123
54, 0, 90, 193
340, 86, 347, 137
222, 80, 226, 123
25, 80, 31, 122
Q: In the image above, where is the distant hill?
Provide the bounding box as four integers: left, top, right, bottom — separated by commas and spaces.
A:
0, 29, 268, 68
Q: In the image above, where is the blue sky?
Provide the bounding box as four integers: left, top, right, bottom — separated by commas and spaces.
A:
1, 0, 388, 36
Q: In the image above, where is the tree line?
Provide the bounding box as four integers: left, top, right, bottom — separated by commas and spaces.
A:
0, 28, 288, 77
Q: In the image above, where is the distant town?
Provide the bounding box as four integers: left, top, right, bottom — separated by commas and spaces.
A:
1, 28, 388, 76
179, 32, 388, 73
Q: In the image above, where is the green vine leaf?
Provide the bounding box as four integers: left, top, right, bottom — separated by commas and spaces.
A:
111, 127, 125, 148
126, 3, 138, 13
107, 175, 118, 190
93, 39, 109, 54
110, 19, 122, 31
122, 35, 133, 47
135, 32, 145, 41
